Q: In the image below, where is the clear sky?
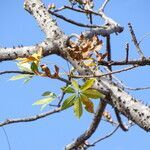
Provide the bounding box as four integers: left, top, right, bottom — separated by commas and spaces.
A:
0, 0, 150, 150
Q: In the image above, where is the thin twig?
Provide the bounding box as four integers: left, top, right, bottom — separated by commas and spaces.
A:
87, 125, 119, 148
114, 109, 128, 131
138, 32, 150, 45
98, 58, 150, 66
0, 70, 34, 75
57, 91, 66, 107
49, 10, 102, 28
125, 86, 150, 91
128, 23, 145, 58
54, 5, 102, 17
0, 108, 61, 127
103, 66, 150, 91
1, 127, 11, 150
0, 70, 70, 84
70, 65, 138, 78
99, 0, 110, 12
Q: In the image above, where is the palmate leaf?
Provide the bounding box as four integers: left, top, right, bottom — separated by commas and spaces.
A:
80, 78, 95, 91
82, 89, 105, 99
80, 94, 94, 113
61, 94, 76, 110
74, 97, 83, 118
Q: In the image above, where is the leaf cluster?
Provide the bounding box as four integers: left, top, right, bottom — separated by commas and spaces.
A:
61, 79, 105, 118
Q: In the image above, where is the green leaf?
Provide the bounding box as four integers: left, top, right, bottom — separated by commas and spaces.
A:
80, 78, 95, 91
17, 63, 32, 72
61, 86, 75, 93
71, 79, 79, 90
74, 98, 83, 118
42, 91, 56, 97
32, 97, 55, 106
61, 94, 76, 110
80, 94, 94, 113
82, 89, 105, 99
10, 74, 32, 81
24, 76, 33, 84
31, 62, 38, 72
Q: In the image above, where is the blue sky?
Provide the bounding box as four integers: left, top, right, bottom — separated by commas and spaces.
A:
0, 0, 150, 150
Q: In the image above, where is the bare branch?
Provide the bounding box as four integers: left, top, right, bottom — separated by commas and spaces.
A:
0, 108, 61, 127
87, 125, 119, 148
24, 0, 63, 39
128, 23, 145, 58
114, 109, 128, 131
99, 58, 150, 66
138, 32, 150, 45
70, 65, 138, 78
0, 71, 33, 76
49, 10, 102, 28
65, 100, 107, 150
0, 40, 61, 62
99, 0, 110, 12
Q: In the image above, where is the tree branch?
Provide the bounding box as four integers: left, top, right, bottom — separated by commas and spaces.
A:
99, 58, 150, 66
87, 125, 119, 148
128, 23, 145, 58
70, 65, 138, 78
24, 0, 63, 39
0, 108, 61, 127
65, 100, 107, 150
49, 10, 102, 28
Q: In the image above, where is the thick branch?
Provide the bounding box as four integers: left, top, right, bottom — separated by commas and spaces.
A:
0, 40, 60, 62
24, 0, 63, 39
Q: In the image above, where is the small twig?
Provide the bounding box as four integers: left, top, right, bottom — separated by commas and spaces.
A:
57, 91, 66, 107
125, 43, 129, 62
49, 10, 102, 28
99, 0, 110, 12
128, 23, 145, 59
87, 125, 119, 148
1, 127, 11, 150
0, 70, 70, 84
0, 70, 34, 75
138, 32, 150, 45
125, 86, 150, 91
0, 108, 61, 127
98, 58, 150, 66
70, 65, 138, 78
54, 5, 102, 17
114, 109, 128, 131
